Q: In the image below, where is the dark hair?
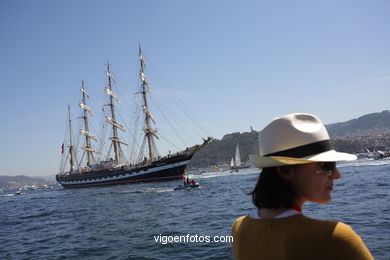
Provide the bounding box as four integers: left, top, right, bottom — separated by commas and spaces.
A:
251, 166, 296, 209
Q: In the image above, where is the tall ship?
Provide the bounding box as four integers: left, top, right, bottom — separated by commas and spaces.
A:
56, 45, 212, 189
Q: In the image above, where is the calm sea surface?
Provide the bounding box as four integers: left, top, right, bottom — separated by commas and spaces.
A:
1, 159, 389, 259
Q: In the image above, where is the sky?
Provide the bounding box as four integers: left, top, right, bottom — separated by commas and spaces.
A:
0, 0, 389, 176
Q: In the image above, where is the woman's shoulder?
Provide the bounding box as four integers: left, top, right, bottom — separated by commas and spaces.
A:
330, 222, 374, 259
297, 216, 368, 237
332, 221, 367, 243
232, 215, 248, 229
299, 217, 373, 259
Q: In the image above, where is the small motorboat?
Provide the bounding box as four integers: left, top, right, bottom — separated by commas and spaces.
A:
174, 183, 200, 191
15, 189, 22, 195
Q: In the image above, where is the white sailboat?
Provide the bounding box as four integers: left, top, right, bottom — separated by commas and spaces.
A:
230, 144, 250, 170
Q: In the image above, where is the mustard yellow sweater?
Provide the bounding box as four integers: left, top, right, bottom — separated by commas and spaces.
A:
232, 214, 373, 260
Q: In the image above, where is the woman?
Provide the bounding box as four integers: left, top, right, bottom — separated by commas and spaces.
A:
232, 113, 373, 260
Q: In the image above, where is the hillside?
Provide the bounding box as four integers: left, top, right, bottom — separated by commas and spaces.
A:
190, 110, 390, 167
190, 131, 259, 168
327, 110, 390, 137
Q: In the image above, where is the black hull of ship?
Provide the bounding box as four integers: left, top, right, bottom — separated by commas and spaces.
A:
56, 153, 193, 189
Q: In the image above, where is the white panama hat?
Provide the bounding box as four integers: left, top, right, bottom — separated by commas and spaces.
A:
250, 113, 357, 168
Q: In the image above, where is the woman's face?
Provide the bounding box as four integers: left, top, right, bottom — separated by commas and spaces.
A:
290, 162, 341, 205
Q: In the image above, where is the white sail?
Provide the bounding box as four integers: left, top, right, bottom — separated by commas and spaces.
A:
230, 157, 234, 167
234, 144, 241, 166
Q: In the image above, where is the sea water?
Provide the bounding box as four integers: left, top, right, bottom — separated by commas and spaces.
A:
1, 159, 389, 259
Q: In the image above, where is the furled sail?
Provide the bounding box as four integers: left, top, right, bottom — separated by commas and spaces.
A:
80, 87, 90, 98
143, 127, 159, 139
79, 103, 93, 116
104, 88, 120, 103
79, 129, 97, 140
82, 147, 99, 153
142, 105, 156, 124
106, 117, 125, 131
140, 72, 150, 90
105, 70, 117, 83
109, 137, 128, 145
140, 54, 147, 69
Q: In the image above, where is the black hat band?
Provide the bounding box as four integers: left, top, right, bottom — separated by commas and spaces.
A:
264, 140, 332, 158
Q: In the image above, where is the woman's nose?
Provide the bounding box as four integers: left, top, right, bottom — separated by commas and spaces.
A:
332, 168, 341, 179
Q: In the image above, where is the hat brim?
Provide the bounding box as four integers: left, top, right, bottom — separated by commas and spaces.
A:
250, 150, 357, 168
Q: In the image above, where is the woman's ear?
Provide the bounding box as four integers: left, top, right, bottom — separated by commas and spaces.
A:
276, 166, 292, 182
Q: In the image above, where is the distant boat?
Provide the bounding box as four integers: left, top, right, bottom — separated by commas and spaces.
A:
174, 182, 200, 191
26, 185, 38, 190
15, 189, 22, 195
56, 45, 212, 189
364, 147, 389, 160
230, 144, 250, 171
174, 183, 200, 191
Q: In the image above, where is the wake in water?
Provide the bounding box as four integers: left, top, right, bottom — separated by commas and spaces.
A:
189, 167, 258, 180
118, 187, 175, 194
0, 194, 16, 197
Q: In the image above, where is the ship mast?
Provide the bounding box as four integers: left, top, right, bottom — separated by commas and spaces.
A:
79, 80, 98, 167
104, 62, 127, 165
138, 44, 159, 162
67, 105, 76, 172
